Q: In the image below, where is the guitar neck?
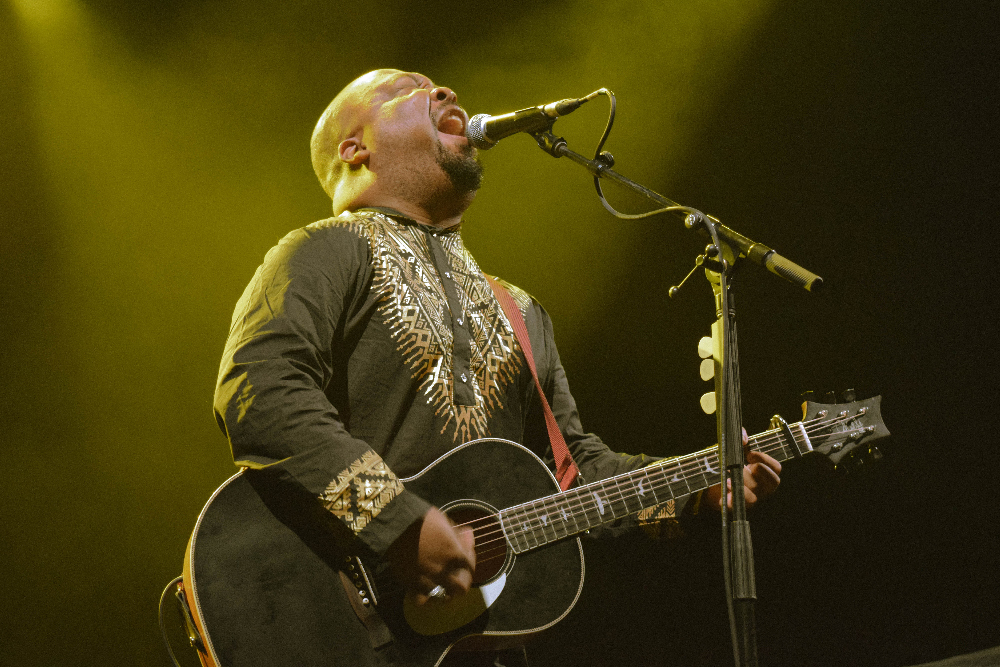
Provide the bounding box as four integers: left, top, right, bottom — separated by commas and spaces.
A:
499, 419, 811, 554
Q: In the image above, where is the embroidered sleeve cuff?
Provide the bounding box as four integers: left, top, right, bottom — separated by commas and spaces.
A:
317, 449, 431, 556
356, 488, 432, 556
638, 498, 686, 540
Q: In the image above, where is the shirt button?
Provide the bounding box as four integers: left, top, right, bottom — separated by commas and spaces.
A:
457, 318, 464, 326
445, 271, 451, 278
461, 373, 468, 382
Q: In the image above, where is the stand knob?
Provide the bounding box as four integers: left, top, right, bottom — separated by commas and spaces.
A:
698, 336, 713, 359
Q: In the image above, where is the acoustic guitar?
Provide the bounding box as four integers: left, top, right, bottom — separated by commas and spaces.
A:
181, 396, 888, 666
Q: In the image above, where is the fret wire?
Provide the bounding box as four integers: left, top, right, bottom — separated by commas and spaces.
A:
519, 501, 538, 546
493, 413, 859, 550
598, 479, 618, 519
533, 496, 554, 542
464, 413, 861, 558
494, 414, 845, 526
639, 466, 662, 505
510, 511, 529, 553
498, 511, 521, 553
511, 486, 591, 548
518, 512, 533, 552
526, 498, 547, 544
606, 477, 623, 515
615, 474, 643, 514
535, 494, 564, 541
562, 490, 585, 534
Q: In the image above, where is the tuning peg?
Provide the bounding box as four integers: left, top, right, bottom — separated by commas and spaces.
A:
700, 358, 715, 381
822, 391, 837, 404
700, 391, 717, 414
800, 390, 815, 402
841, 388, 856, 403
867, 444, 884, 462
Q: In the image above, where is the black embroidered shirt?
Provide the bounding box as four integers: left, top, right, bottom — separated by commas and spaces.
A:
214, 210, 683, 557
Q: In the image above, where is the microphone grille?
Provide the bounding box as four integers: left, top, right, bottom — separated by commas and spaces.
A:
466, 114, 496, 150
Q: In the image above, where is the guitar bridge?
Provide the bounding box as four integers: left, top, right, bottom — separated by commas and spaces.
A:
343, 555, 378, 606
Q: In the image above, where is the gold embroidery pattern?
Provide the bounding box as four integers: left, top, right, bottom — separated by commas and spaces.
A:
346, 212, 525, 443
638, 499, 684, 539
638, 499, 676, 523
319, 450, 404, 533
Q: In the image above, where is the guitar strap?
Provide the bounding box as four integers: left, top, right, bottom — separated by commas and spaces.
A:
486, 276, 579, 491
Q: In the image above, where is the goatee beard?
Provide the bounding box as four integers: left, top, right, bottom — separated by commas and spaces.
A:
436, 141, 484, 195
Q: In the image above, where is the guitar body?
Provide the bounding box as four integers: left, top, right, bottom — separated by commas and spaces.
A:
184, 438, 585, 667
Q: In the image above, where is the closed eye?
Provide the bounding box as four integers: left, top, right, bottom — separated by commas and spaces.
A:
398, 74, 433, 92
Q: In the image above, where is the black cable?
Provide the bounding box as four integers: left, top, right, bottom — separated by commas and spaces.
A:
158, 575, 187, 667
591, 91, 702, 221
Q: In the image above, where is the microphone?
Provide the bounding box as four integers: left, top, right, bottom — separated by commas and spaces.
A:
466, 91, 601, 150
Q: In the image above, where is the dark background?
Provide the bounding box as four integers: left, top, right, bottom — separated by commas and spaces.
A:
2, 0, 995, 665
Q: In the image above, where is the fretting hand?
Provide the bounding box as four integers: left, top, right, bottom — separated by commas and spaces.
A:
704, 428, 782, 511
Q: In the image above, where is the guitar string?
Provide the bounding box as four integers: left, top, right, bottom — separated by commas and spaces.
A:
375, 412, 871, 596
500, 412, 862, 542
453, 412, 862, 551
453, 412, 843, 537
450, 412, 850, 551
370, 412, 828, 598
524, 409, 856, 526
458, 420, 831, 555
450, 413, 858, 554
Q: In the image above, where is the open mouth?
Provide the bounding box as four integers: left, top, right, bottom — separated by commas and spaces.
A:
436, 107, 467, 137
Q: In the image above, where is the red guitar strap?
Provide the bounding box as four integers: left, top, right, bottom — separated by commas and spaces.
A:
486, 276, 579, 491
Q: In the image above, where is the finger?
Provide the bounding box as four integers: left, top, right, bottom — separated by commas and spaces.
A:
416, 575, 437, 595
412, 575, 438, 606
704, 483, 722, 511
746, 463, 780, 497
742, 427, 749, 448
725, 487, 758, 510
747, 449, 782, 475
444, 566, 473, 596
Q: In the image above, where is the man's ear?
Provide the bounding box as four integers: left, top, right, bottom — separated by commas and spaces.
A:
338, 137, 369, 165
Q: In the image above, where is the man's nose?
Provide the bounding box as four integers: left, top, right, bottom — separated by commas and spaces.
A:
431, 86, 457, 105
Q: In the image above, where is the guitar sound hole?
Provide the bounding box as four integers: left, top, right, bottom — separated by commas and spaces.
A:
445, 506, 509, 585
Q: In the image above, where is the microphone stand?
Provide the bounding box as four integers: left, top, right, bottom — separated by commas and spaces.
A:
530, 128, 823, 667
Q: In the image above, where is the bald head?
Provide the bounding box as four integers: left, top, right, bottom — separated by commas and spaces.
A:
308, 68, 481, 226
310, 69, 402, 202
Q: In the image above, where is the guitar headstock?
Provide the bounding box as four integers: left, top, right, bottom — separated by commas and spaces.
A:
799, 395, 889, 466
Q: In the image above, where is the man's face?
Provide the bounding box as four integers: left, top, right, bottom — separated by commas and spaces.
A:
359, 70, 483, 195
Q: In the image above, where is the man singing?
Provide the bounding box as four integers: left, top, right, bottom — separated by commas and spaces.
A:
213, 69, 781, 666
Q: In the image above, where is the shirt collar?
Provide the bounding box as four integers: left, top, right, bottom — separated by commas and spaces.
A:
354, 207, 462, 236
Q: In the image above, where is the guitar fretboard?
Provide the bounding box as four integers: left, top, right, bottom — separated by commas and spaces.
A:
499, 420, 811, 554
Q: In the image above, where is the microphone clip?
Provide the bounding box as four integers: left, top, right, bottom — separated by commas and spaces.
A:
532, 130, 567, 158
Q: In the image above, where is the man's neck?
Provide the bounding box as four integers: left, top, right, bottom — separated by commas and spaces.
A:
340, 178, 475, 230
358, 194, 469, 230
